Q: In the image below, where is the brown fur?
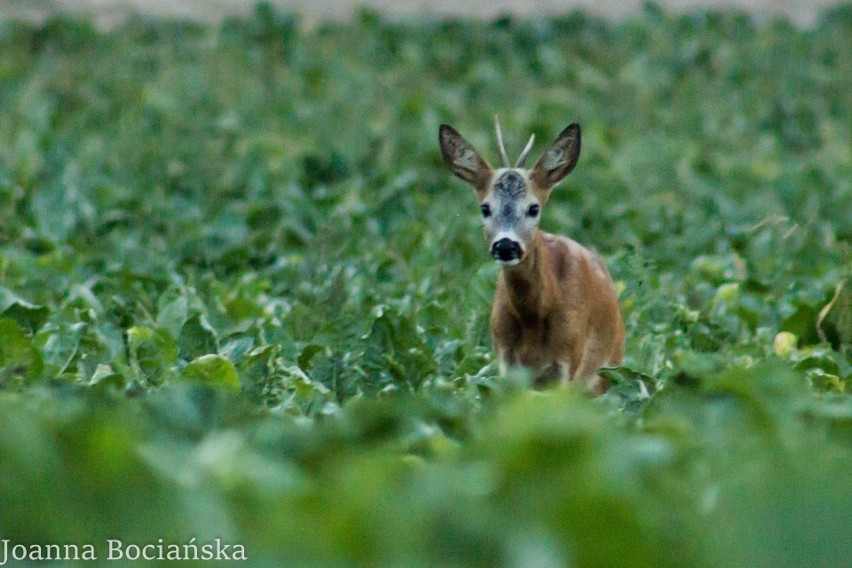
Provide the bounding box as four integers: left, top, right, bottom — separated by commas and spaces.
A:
439, 120, 625, 392
491, 231, 624, 392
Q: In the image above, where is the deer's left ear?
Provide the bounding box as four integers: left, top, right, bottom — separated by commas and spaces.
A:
530, 123, 581, 192
439, 124, 493, 193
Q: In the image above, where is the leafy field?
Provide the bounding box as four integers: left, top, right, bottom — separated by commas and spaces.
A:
0, 3, 850, 566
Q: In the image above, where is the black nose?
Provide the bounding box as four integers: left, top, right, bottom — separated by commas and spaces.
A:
491, 238, 522, 262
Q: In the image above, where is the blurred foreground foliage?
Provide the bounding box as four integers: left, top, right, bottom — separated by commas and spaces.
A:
0, 3, 850, 566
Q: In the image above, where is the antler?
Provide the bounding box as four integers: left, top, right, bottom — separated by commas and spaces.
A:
495, 116, 536, 168
515, 133, 535, 168
494, 115, 510, 168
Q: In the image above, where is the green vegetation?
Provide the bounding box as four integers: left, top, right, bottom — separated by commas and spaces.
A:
0, 3, 849, 566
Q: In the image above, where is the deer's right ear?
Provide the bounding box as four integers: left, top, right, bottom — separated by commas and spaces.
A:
439, 124, 493, 191
530, 123, 581, 193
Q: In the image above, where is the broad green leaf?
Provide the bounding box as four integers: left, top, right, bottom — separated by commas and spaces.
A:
127, 326, 178, 382
0, 286, 48, 331
0, 318, 43, 382
156, 294, 191, 339
298, 343, 326, 371
178, 313, 219, 360
181, 354, 240, 389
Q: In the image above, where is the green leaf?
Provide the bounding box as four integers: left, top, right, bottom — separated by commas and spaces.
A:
34, 322, 84, 379
0, 286, 48, 331
178, 314, 219, 360
298, 343, 326, 371
126, 326, 178, 382
180, 354, 240, 389
156, 294, 192, 339
360, 304, 436, 389
0, 318, 43, 383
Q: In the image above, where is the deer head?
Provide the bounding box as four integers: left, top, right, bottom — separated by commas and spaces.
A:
439, 117, 581, 265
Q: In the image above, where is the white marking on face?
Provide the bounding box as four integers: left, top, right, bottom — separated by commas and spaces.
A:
493, 230, 523, 246
480, 168, 541, 261
496, 258, 521, 267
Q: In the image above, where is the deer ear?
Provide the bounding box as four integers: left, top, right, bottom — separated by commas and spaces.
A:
530, 123, 581, 191
439, 124, 493, 191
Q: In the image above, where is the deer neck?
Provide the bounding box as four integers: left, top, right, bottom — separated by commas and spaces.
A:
501, 231, 551, 321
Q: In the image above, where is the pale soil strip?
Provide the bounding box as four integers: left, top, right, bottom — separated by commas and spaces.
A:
0, 0, 846, 28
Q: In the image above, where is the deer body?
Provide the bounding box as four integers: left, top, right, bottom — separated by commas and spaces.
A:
439, 119, 624, 392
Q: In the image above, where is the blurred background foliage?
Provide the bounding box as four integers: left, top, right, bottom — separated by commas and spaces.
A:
0, 3, 849, 566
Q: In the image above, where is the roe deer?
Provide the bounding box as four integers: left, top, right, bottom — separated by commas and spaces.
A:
439, 117, 624, 393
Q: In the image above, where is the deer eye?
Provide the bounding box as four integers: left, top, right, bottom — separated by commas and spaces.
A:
527, 204, 540, 217
480, 204, 492, 218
